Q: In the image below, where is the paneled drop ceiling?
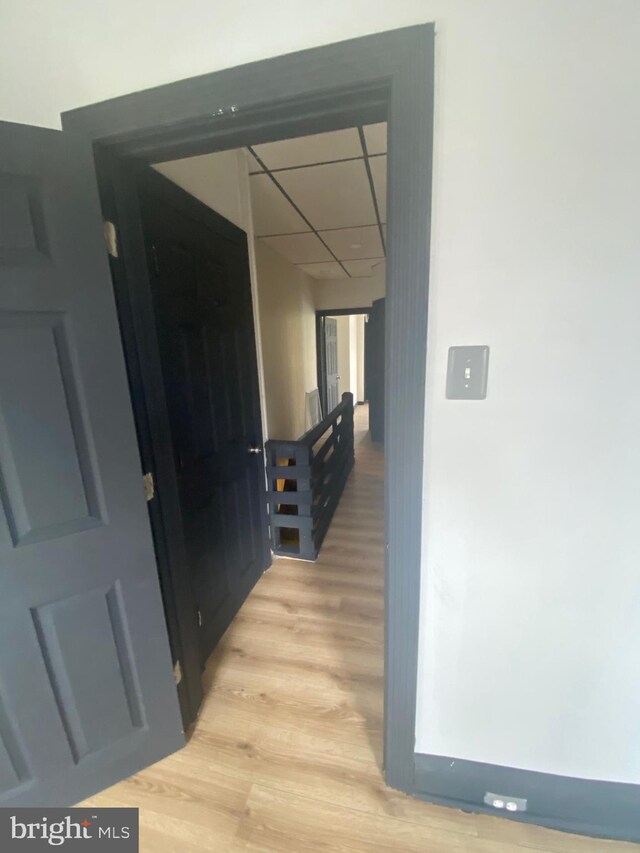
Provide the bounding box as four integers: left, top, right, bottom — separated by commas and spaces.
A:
248, 124, 387, 280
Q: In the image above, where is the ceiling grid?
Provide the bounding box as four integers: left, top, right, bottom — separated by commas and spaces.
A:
248, 124, 387, 280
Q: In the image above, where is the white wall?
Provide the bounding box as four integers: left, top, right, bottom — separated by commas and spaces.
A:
4, 0, 640, 785
415, 3, 640, 784
0, 3, 433, 129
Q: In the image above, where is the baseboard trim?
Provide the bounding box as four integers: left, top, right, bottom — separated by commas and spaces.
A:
413, 753, 640, 843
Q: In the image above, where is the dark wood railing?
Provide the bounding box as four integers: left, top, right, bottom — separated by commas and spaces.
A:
265, 392, 355, 560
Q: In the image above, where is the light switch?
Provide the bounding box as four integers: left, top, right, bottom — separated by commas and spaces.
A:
446, 346, 489, 399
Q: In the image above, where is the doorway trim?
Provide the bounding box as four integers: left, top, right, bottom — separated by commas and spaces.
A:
62, 23, 435, 793
315, 307, 371, 415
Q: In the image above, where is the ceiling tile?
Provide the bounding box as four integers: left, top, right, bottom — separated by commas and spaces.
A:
246, 149, 263, 172
320, 225, 383, 260
363, 122, 387, 155
261, 233, 333, 265
342, 258, 386, 278
369, 155, 387, 222
252, 128, 363, 171
249, 173, 308, 236
297, 262, 347, 280
277, 160, 376, 231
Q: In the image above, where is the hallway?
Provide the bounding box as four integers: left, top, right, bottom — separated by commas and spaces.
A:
81, 405, 634, 853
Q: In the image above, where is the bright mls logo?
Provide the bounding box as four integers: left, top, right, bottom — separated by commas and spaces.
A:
0, 808, 138, 850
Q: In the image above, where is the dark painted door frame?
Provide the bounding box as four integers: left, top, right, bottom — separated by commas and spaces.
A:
93, 149, 205, 729
315, 307, 371, 416
367, 298, 385, 444
63, 24, 435, 799
61, 26, 640, 841
92, 146, 273, 732
139, 167, 270, 684
0, 120, 185, 808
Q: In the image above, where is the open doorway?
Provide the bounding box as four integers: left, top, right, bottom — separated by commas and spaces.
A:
134, 166, 269, 725
45, 23, 433, 806
106, 121, 389, 730
105, 126, 390, 830
0, 24, 433, 815
317, 306, 385, 441
328, 313, 367, 420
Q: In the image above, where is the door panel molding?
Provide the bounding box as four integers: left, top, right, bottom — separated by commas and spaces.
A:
0, 311, 104, 546
31, 582, 145, 764
0, 172, 51, 266
0, 691, 29, 796
0, 120, 184, 808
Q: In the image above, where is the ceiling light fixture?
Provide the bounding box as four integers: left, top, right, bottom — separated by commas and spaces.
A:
349, 243, 362, 249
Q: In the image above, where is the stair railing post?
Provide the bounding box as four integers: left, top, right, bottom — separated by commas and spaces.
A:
295, 442, 315, 560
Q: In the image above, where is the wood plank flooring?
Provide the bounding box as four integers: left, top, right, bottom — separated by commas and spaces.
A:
80, 405, 636, 851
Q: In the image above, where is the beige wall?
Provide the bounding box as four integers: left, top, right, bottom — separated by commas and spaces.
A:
153, 150, 247, 231
314, 274, 385, 311
254, 241, 317, 440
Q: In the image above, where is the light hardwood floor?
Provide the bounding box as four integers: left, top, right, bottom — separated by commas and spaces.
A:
81, 405, 636, 852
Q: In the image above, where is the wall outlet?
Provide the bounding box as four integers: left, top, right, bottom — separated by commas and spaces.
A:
484, 792, 527, 812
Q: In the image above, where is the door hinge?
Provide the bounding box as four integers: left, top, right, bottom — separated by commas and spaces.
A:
151, 243, 160, 274
143, 472, 155, 502
103, 220, 118, 258
173, 659, 182, 685
197, 609, 202, 627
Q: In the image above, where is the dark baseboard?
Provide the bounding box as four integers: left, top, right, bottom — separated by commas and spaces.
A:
413, 753, 640, 843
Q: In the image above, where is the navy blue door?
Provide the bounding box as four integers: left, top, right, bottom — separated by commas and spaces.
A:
139, 171, 269, 664
0, 122, 183, 806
